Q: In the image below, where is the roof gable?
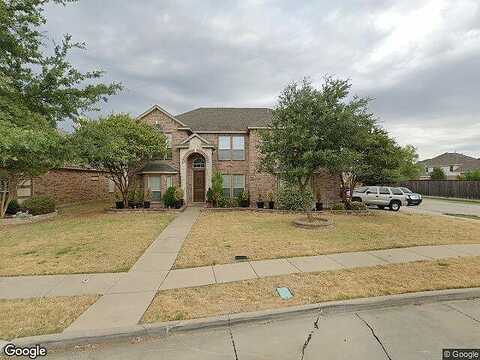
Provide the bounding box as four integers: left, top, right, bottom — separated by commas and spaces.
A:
137, 105, 187, 127
419, 152, 478, 166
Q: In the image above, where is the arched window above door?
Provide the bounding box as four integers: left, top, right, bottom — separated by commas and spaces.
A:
193, 157, 205, 169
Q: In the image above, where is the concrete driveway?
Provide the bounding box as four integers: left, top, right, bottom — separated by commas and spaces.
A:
403, 197, 480, 217
47, 298, 480, 360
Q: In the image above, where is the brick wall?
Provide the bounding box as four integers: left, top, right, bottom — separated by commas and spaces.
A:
33, 168, 112, 205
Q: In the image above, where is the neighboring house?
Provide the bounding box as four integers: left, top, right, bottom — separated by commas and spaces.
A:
418, 152, 480, 180
137, 105, 341, 206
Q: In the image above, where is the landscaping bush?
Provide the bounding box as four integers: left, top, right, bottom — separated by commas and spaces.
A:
236, 190, 249, 207
163, 186, 177, 208
217, 195, 228, 208
330, 203, 346, 211
6, 199, 20, 215
276, 186, 314, 211
346, 201, 367, 211
22, 196, 55, 216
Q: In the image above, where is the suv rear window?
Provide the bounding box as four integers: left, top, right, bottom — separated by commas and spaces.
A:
379, 187, 391, 195
354, 187, 368, 193
391, 188, 403, 195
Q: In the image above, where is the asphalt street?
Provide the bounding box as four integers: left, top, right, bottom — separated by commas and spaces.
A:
46, 298, 480, 360
403, 197, 480, 216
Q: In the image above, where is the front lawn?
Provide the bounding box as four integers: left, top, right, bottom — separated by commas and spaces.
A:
143, 256, 480, 323
0, 202, 175, 276
0, 295, 98, 340
174, 211, 480, 268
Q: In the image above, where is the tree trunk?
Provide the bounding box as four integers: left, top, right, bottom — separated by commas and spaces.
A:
299, 178, 313, 222
0, 175, 17, 218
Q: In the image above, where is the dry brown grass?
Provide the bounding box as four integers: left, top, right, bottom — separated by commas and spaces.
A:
0, 296, 98, 340
0, 202, 175, 276
143, 256, 480, 323
174, 211, 480, 268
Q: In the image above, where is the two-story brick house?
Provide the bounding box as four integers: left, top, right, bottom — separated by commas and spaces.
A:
137, 105, 340, 206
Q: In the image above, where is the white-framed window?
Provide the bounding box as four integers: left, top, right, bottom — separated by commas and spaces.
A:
232, 136, 245, 160
218, 136, 231, 160
218, 135, 245, 161
222, 174, 246, 198
108, 179, 115, 193
193, 157, 205, 169
166, 175, 173, 188
164, 133, 173, 160
222, 174, 231, 198
149, 176, 162, 201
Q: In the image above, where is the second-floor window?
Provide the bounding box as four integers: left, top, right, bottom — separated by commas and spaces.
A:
218, 135, 245, 160
164, 134, 172, 160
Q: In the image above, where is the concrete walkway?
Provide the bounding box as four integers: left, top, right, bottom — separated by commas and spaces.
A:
63, 206, 201, 332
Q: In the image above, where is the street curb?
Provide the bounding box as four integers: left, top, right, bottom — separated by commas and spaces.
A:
2, 287, 480, 351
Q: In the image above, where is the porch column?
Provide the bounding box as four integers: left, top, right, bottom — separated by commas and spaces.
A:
179, 148, 188, 197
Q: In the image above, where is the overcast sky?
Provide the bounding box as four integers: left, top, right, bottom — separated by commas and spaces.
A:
44, 0, 480, 160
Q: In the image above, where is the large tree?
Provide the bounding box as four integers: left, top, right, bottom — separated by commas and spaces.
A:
0, 0, 122, 127
259, 77, 416, 211
72, 114, 167, 207
0, 120, 68, 217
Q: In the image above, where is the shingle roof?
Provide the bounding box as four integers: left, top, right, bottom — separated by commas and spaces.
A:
418, 152, 478, 166
140, 161, 178, 173
175, 108, 272, 131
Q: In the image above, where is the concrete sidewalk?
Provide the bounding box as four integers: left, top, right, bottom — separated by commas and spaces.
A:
63, 206, 201, 332
2, 243, 480, 299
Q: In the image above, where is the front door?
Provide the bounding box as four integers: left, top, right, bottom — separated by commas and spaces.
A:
193, 170, 205, 202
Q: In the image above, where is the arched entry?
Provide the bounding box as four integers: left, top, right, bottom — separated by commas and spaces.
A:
187, 153, 206, 203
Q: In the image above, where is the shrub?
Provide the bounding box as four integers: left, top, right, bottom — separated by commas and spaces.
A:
226, 197, 238, 208
330, 202, 346, 211
276, 186, 314, 211
163, 186, 177, 208
206, 187, 214, 203
464, 170, 480, 181
6, 199, 20, 215
174, 187, 184, 201
346, 201, 367, 211
22, 196, 55, 216
211, 171, 223, 206
236, 190, 249, 206
430, 167, 446, 180
217, 195, 228, 208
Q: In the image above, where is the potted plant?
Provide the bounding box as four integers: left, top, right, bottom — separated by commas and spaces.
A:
206, 187, 214, 207
144, 188, 152, 208
256, 193, 264, 209
174, 187, 184, 209
315, 193, 323, 211
128, 188, 137, 208
135, 187, 144, 208
266, 191, 275, 209
115, 191, 124, 209
236, 190, 249, 207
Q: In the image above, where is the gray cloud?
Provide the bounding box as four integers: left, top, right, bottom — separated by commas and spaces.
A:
44, 0, 480, 159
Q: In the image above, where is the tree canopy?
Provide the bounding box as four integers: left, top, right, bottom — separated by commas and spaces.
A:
72, 114, 167, 206
0, 0, 121, 127
259, 77, 419, 207
430, 167, 447, 180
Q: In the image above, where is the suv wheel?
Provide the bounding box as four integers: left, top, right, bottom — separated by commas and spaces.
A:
389, 200, 401, 212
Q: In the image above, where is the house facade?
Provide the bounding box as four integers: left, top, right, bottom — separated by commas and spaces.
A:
137, 105, 341, 206
418, 152, 480, 180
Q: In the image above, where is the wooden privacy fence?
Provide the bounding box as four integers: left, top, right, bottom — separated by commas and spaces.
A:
397, 180, 480, 199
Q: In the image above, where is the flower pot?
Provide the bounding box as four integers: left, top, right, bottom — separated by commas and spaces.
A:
268, 201, 274, 209
143, 201, 151, 209
174, 199, 184, 209
240, 200, 249, 208
256, 201, 264, 209
316, 202, 323, 211
115, 201, 124, 209
128, 201, 137, 209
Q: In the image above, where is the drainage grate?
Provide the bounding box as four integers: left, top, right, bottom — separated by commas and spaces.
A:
276, 287, 294, 300
234, 255, 249, 261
